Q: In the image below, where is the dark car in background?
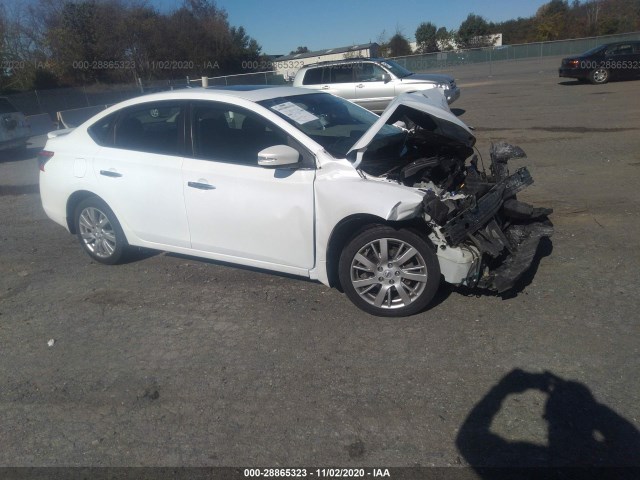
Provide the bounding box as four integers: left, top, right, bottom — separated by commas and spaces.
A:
559, 41, 640, 84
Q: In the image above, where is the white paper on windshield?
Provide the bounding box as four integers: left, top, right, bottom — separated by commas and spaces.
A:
271, 102, 318, 124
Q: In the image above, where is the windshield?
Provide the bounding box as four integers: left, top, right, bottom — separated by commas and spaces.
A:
258, 92, 405, 158
379, 59, 413, 78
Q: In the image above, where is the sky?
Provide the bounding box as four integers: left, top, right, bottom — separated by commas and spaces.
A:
157, 0, 551, 54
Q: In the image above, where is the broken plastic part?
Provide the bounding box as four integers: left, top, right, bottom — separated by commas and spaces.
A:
490, 142, 527, 181
503, 199, 553, 220
441, 184, 505, 245
422, 190, 450, 224
479, 220, 554, 292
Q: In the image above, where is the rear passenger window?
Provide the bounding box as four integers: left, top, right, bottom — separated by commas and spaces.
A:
192, 102, 290, 165
113, 103, 184, 155
329, 65, 354, 83
88, 113, 117, 146
302, 67, 324, 85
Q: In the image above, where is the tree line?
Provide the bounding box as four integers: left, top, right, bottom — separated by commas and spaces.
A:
0, 0, 263, 92
1, 0, 639, 92
395, 0, 640, 56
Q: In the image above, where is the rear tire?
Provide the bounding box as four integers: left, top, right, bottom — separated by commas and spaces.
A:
74, 197, 128, 264
338, 226, 440, 317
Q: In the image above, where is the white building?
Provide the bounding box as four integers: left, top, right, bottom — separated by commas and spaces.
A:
274, 43, 380, 81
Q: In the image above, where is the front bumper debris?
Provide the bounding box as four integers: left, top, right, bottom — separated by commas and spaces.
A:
439, 143, 553, 292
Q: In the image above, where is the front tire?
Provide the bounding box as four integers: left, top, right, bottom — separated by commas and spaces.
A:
74, 197, 127, 264
338, 226, 440, 317
590, 67, 609, 84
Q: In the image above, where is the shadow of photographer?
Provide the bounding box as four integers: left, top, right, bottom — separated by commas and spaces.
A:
456, 369, 640, 474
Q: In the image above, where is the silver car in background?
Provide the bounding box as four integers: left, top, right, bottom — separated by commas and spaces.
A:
293, 58, 460, 112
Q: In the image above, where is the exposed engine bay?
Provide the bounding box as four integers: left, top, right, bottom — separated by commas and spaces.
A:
358, 108, 553, 293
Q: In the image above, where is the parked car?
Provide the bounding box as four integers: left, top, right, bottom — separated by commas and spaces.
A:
293, 58, 460, 112
559, 41, 640, 84
0, 97, 31, 151
39, 86, 551, 316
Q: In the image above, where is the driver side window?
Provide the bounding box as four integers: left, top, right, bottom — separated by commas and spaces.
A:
355, 63, 387, 82
192, 102, 293, 166
607, 44, 633, 56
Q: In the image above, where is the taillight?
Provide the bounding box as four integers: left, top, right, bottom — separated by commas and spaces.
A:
38, 150, 54, 172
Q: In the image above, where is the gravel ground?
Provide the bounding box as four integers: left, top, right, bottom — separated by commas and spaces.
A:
0, 59, 639, 474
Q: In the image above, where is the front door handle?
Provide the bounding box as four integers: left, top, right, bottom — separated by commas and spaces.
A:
357, 84, 364, 88
321, 85, 330, 90
100, 169, 122, 178
188, 181, 216, 190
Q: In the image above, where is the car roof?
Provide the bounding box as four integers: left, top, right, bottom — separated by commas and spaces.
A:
299, 57, 387, 69
107, 86, 319, 108
603, 41, 640, 47
74, 86, 324, 129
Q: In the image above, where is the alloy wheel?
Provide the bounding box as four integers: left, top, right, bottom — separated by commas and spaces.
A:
349, 237, 429, 309
78, 207, 117, 259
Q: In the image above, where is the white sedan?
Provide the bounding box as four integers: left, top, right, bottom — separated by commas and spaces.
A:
39, 86, 552, 316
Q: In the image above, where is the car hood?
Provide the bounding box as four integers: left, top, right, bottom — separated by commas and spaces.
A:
347, 90, 475, 163
400, 73, 454, 84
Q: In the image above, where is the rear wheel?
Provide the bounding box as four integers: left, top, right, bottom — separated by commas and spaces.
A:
74, 197, 127, 264
338, 226, 440, 317
589, 67, 609, 84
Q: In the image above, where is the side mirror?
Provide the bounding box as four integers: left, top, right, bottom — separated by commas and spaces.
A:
382, 73, 391, 83
258, 145, 300, 168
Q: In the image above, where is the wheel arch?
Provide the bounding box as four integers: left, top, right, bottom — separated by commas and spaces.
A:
325, 213, 432, 290
66, 190, 105, 233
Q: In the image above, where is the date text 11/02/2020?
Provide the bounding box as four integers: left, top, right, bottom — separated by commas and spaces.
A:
243, 468, 391, 477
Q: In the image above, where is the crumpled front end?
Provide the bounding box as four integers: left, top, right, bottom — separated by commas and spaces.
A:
351, 92, 552, 293
422, 143, 553, 293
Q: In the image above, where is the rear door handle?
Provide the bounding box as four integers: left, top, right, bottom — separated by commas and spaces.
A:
188, 181, 216, 190
100, 169, 122, 178
357, 84, 364, 88
321, 85, 330, 90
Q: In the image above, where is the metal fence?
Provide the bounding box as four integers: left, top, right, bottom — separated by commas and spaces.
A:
6, 72, 286, 122
7, 31, 639, 119
391, 31, 640, 73
6, 78, 190, 120
188, 70, 286, 87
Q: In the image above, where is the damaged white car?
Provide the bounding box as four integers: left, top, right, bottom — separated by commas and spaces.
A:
39, 86, 552, 316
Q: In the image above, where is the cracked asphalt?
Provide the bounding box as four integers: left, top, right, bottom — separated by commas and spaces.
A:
1, 57, 639, 471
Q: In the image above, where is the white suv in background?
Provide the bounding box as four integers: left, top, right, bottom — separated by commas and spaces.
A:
293, 58, 460, 112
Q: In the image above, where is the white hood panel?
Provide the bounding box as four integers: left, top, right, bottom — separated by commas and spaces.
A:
347, 90, 475, 159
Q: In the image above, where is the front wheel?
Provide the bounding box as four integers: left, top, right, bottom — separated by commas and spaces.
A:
590, 67, 609, 84
338, 226, 441, 317
74, 197, 128, 264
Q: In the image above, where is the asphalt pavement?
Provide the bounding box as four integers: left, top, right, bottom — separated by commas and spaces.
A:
0, 61, 639, 475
